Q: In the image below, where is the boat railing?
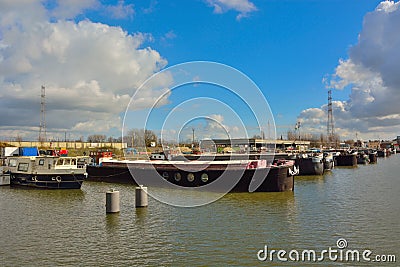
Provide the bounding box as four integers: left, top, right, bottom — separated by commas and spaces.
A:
55, 156, 89, 169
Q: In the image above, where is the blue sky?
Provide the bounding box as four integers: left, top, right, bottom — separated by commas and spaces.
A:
1, 0, 399, 142
117, 0, 378, 127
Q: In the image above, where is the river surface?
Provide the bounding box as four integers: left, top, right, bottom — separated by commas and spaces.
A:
1, 155, 399, 266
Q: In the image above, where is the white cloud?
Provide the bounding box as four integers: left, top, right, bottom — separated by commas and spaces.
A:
51, 0, 99, 20
209, 114, 224, 124
160, 30, 176, 47
164, 30, 176, 40
206, 0, 257, 20
299, 1, 400, 140
199, 115, 248, 139
0, 1, 169, 140
143, 0, 158, 14
299, 99, 400, 140
47, 0, 135, 21
105, 0, 135, 19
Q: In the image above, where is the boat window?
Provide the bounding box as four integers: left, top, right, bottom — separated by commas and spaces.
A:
57, 158, 64, 165
8, 159, 17, 167
39, 159, 45, 166
187, 173, 195, 182
162, 172, 169, 179
77, 158, 87, 168
71, 159, 76, 165
201, 173, 209, 183
64, 158, 71, 165
174, 172, 181, 182
17, 162, 29, 172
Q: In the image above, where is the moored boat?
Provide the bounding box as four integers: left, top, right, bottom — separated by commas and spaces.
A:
87, 158, 298, 192
0, 166, 10, 186
368, 151, 378, 164
6, 156, 90, 189
356, 151, 370, 165
334, 154, 357, 167
287, 152, 324, 175
377, 149, 389, 157
323, 152, 334, 171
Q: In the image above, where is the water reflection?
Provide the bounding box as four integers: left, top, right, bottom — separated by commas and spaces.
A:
0, 156, 399, 266
135, 207, 148, 225
105, 213, 120, 232
295, 174, 325, 184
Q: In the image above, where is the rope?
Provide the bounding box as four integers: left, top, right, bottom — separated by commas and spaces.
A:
86, 170, 131, 178
72, 173, 83, 186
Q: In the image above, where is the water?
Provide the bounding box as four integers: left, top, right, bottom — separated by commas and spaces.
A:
1, 155, 399, 266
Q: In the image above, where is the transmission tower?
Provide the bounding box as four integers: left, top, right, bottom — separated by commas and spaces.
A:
327, 89, 334, 145
39, 85, 47, 142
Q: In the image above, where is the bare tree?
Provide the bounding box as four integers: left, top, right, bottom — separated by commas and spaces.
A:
145, 129, 157, 147
287, 130, 296, 140
125, 129, 158, 147
87, 134, 106, 143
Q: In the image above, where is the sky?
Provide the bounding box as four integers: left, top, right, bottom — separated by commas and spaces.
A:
0, 0, 399, 143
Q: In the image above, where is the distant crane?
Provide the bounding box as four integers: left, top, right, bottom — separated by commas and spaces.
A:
327, 89, 335, 144
295, 121, 301, 140
38, 85, 47, 142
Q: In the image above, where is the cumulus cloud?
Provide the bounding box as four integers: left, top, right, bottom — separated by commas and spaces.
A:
206, 0, 257, 20
171, 114, 247, 142
209, 114, 224, 124
198, 114, 248, 139
50, 0, 99, 20
0, 1, 169, 140
300, 1, 400, 140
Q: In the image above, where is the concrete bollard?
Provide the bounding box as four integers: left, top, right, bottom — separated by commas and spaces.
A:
106, 189, 120, 213
135, 185, 148, 208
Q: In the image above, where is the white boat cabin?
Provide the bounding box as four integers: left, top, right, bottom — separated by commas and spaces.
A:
6, 156, 90, 174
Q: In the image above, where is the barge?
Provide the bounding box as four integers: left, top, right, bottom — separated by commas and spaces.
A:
276, 151, 325, 175
356, 152, 370, 165
323, 152, 335, 171
369, 152, 378, 164
87, 158, 298, 192
334, 154, 357, 167
292, 154, 324, 175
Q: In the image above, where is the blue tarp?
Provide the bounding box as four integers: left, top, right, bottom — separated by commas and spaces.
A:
19, 147, 39, 156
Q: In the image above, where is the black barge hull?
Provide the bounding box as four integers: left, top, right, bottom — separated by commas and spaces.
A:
294, 158, 324, 175
334, 155, 357, 167
369, 153, 377, 164
87, 164, 294, 192
10, 173, 85, 189
323, 159, 334, 171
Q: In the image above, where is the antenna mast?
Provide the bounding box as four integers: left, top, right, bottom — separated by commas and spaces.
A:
39, 85, 47, 142
327, 89, 334, 146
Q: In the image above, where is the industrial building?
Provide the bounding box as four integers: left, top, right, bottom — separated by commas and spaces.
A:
199, 138, 311, 153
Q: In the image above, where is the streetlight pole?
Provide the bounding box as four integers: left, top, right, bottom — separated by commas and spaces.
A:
192, 128, 195, 147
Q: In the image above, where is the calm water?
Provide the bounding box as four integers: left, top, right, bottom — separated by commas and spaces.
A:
1, 155, 399, 266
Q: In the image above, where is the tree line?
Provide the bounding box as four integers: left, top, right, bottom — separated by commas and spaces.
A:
87, 129, 158, 147
286, 130, 341, 147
